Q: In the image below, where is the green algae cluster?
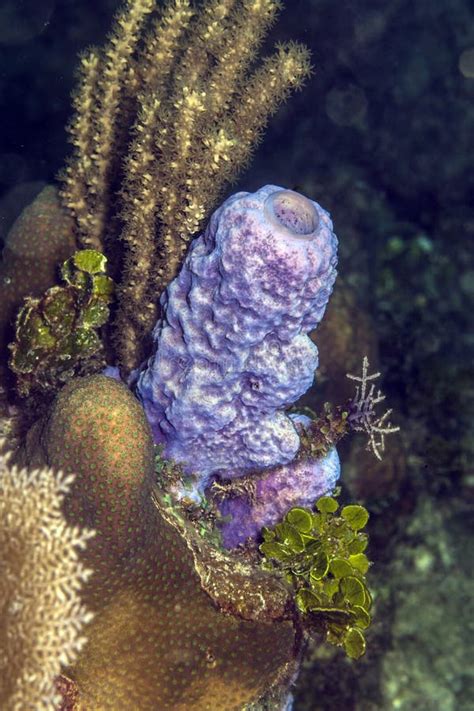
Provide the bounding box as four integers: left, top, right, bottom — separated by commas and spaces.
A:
259, 494, 372, 660
0, 186, 78, 372
8, 249, 114, 398
296, 402, 351, 460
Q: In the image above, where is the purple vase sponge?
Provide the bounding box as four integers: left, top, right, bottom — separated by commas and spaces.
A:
217, 447, 340, 549
135, 185, 338, 493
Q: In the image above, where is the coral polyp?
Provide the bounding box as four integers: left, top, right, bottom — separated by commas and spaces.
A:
17, 375, 301, 710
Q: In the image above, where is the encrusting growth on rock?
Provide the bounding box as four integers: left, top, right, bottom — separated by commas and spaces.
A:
60, 0, 312, 373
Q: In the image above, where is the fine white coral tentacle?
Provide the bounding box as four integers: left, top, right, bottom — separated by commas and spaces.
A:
0, 440, 95, 711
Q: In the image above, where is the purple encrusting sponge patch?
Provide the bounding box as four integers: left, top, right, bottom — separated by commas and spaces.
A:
218, 446, 341, 549
135, 185, 339, 525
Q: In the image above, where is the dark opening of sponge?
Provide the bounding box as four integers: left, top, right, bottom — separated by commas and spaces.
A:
266, 190, 319, 236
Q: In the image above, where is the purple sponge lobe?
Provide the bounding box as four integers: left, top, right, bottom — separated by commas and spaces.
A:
218, 447, 341, 549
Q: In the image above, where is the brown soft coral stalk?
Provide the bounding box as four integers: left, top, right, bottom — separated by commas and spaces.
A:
60, 0, 312, 374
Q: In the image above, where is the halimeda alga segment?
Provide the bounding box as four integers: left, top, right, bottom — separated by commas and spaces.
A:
135, 184, 340, 545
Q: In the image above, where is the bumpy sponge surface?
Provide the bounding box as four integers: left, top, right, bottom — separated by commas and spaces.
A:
136, 185, 338, 490
219, 447, 341, 548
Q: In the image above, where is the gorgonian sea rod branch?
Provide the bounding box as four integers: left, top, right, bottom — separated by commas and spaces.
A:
135, 185, 338, 497
59, 0, 312, 373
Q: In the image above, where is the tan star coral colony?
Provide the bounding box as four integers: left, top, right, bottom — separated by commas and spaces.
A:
60, 0, 312, 372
